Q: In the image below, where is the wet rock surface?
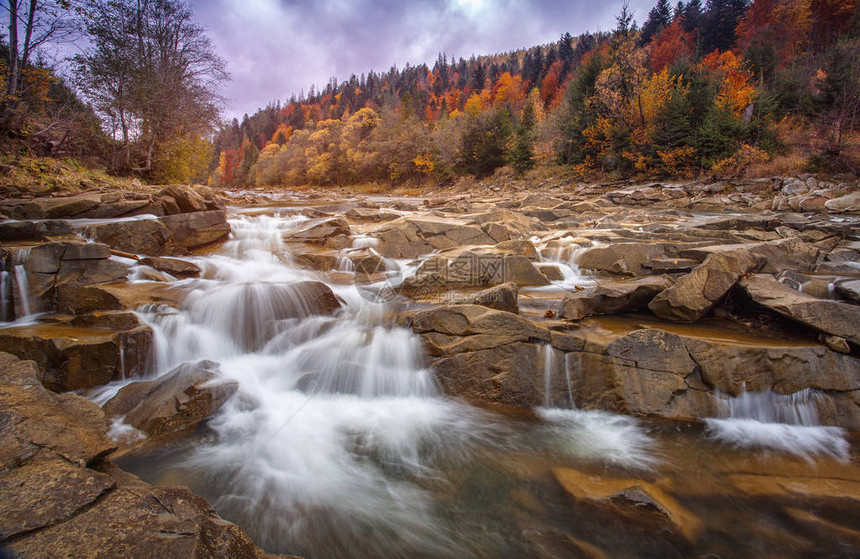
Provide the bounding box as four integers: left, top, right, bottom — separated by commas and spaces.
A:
2, 178, 860, 557
0, 352, 284, 559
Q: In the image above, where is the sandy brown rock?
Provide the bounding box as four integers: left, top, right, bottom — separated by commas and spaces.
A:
103, 360, 237, 438
553, 467, 704, 543
649, 249, 763, 323
560, 276, 674, 320
284, 216, 351, 245
739, 275, 860, 346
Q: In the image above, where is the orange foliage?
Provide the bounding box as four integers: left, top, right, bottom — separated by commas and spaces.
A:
700, 51, 757, 116
649, 21, 693, 73
491, 72, 526, 108
540, 60, 564, 107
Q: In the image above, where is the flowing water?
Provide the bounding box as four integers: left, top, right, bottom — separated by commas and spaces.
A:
106, 210, 858, 559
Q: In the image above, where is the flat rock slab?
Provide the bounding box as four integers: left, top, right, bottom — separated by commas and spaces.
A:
0, 456, 115, 539
739, 275, 860, 346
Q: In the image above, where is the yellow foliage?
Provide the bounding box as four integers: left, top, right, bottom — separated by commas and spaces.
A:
710, 144, 770, 179
152, 134, 212, 183
657, 146, 698, 177
413, 154, 435, 175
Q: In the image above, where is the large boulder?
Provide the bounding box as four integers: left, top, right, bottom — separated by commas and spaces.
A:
284, 216, 351, 245
103, 360, 238, 439
86, 211, 230, 256
86, 218, 174, 255
0, 319, 152, 391
411, 304, 549, 355
679, 237, 820, 274
738, 275, 860, 346
376, 216, 497, 258
139, 256, 201, 277
559, 276, 674, 320
649, 249, 763, 323
462, 282, 519, 313
0, 352, 115, 468
578, 242, 684, 277
160, 210, 231, 253
824, 190, 860, 212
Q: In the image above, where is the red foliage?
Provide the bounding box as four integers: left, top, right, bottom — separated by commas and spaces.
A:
650, 20, 694, 73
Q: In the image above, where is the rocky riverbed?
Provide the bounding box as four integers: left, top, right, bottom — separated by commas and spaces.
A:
1, 176, 859, 558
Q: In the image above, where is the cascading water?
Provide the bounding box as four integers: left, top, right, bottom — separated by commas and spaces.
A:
107, 211, 662, 558
0, 262, 9, 322
705, 388, 849, 460
13, 264, 31, 318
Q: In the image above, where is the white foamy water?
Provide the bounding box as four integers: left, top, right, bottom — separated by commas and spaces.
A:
706, 389, 850, 461
536, 407, 659, 469
105, 212, 670, 557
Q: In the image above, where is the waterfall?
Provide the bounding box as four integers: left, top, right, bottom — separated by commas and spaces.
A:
14, 264, 31, 317
705, 388, 849, 460
542, 344, 554, 408
0, 263, 9, 322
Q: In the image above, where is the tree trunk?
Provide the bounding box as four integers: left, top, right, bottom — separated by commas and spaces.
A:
6, 0, 19, 99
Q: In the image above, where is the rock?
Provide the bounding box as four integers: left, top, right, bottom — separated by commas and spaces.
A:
738, 275, 860, 346
649, 249, 763, 323
160, 210, 231, 253
56, 258, 128, 286
0, 322, 152, 392
0, 456, 116, 539
349, 249, 387, 275
8, 480, 278, 559
834, 279, 860, 305
560, 276, 674, 320
0, 219, 73, 240
604, 184, 688, 207
376, 216, 497, 259
679, 238, 820, 274
642, 257, 699, 273
344, 207, 399, 222
536, 263, 565, 281
103, 360, 237, 439
822, 335, 851, 354
0, 352, 115, 468
284, 216, 351, 244
495, 239, 539, 259
86, 218, 173, 255
578, 243, 682, 277
139, 256, 201, 277
293, 252, 340, 272
0, 353, 278, 559
463, 282, 519, 313
158, 185, 208, 213
824, 190, 860, 212
411, 304, 549, 355
71, 311, 142, 331
521, 193, 563, 207
553, 467, 704, 543
56, 282, 182, 314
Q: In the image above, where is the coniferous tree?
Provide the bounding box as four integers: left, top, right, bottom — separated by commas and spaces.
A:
641, 0, 673, 44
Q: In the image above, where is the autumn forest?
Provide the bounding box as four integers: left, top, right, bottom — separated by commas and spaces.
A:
3, 0, 860, 187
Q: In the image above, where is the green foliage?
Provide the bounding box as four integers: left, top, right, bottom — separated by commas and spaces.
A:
456, 108, 513, 178
509, 100, 536, 175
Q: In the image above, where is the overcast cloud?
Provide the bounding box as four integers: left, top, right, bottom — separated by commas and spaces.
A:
189, 0, 654, 120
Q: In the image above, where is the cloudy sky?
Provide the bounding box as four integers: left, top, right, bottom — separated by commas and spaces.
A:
189, 0, 654, 120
